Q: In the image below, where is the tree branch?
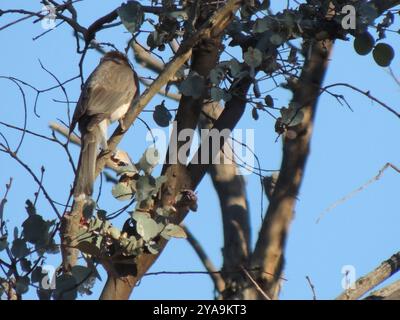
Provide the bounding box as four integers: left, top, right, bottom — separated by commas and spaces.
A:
95, 0, 244, 300
250, 38, 334, 299
182, 224, 225, 294
336, 251, 400, 300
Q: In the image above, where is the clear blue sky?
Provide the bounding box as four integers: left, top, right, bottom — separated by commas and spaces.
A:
1, 1, 399, 300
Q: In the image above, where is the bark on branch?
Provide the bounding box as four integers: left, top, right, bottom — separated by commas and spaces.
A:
249, 39, 334, 299
337, 251, 400, 300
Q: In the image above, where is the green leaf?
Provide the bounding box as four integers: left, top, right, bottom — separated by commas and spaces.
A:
252, 107, 259, 120
0, 235, 8, 252
373, 43, 395, 67
210, 87, 232, 102
20, 258, 32, 272
359, 3, 378, 26
117, 164, 138, 176
108, 226, 121, 239
179, 72, 205, 99
112, 181, 134, 201
22, 214, 50, 244
121, 235, 138, 255
31, 267, 43, 283
25, 200, 36, 216
53, 274, 77, 300
228, 59, 242, 78
71, 265, 93, 293
135, 216, 162, 242
135, 176, 155, 202
161, 223, 187, 239
209, 67, 225, 85
15, 276, 30, 295
97, 210, 107, 221
11, 238, 29, 259
117, 1, 144, 34
145, 241, 160, 254
132, 210, 151, 222
354, 32, 375, 55
37, 288, 52, 300
264, 95, 274, 107
253, 17, 269, 33
270, 33, 284, 46
244, 47, 263, 68
153, 102, 172, 127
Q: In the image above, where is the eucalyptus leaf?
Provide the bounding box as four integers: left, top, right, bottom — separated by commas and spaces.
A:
373, 43, 395, 67
264, 95, 274, 107
112, 181, 134, 201
252, 107, 259, 120
53, 274, 77, 300
211, 87, 232, 102
15, 276, 30, 295
0, 235, 8, 252
228, 59, 241, 78
22, 214, 51, 244
25, 200, 36, 216
20, 258, 32, 272
161, 223, 187, 239
117, 1, 144, 34
71, 265, 94, 295
354, 32, 375, 56
136, 216, 162, 241
244, 47, 263, 68
31, 267, 43, 283
153, 102, 172, 127
11, 238, 29, 259
179, 72, 205, 99
253, 17, 269, 33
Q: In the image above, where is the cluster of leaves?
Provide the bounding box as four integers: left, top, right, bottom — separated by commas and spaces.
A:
0, 199, 97, 300
118, 0, 188, 51
31, 264, 97, 300
73, 146, 189, 269
0, 200, 59, 299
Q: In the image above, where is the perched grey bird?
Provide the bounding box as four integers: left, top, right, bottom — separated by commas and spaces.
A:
70, 51, 139, 199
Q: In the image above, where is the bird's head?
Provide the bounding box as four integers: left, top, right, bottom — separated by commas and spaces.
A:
101, 50, 130, 65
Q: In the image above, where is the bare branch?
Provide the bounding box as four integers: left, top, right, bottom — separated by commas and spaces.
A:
317, 162, 400, 223
336, 251, 400, 300
250, 39, 334, 299
365, 279, 400, 300
182, 225, 225, 294
322, 83, 400, 119
241, 266, 271, 300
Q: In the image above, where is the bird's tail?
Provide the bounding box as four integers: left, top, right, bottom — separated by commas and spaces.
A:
73, 128, 99, 199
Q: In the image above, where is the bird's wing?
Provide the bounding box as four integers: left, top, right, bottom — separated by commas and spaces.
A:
85, 60, 136, 117
70, 60, 137, 133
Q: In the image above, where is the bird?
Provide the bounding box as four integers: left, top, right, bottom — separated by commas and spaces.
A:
70, 50, 139, 200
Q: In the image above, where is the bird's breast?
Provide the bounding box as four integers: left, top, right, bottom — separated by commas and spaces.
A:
109, 102, 130, 122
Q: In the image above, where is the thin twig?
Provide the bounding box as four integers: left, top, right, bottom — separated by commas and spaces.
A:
182, 225, 225, 293
241, 266, 271, 300
306, 275, 317, 300
317, 163, 400, 223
